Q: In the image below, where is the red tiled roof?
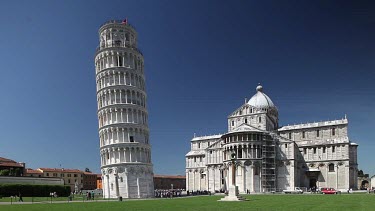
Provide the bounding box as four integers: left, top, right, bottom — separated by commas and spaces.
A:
0, 157, 24, 168
83, 171, 96, 175
26, 168, 43, 174
0, 157, 16, 163
38, 168, 83, 173
154, 175, 186, 179
0, 162, 23, 167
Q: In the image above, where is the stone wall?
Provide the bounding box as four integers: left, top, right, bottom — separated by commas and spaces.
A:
0, 176, 64, 185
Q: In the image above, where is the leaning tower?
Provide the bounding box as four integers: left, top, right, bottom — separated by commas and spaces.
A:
95, 20, 154, 198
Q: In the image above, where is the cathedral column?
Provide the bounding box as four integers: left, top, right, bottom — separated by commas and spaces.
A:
137, 176, 140, 198
193, 171, 196, 190
213, 167, 216, 192
207, 168, 210, 192
199, 171, 201, 190
259, 164, 262, 192
250, 165, 255, 193
243, 165, 246, 193
336, 165, 339, 189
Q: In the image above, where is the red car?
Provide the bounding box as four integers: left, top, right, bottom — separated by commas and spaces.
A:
321, 188, 341, 194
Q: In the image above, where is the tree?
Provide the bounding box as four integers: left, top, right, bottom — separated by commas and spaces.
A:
14, 168, 21, 176
358, 170, 364, 177
0, 169, 10, 176
85, 168, 91, 173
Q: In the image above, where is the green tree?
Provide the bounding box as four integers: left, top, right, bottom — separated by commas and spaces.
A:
0, 169, 10, 176
14, 168, 21, 176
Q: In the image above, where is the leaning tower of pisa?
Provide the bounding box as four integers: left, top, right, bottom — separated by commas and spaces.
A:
95, 20, 154, 198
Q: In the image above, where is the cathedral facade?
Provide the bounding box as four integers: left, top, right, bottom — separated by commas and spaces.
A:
185, 84, 358, 193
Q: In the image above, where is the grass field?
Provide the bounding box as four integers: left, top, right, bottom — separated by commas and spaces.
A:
1, 194, 375, 211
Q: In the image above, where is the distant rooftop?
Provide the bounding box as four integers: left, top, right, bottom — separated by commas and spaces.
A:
37, 168, 83, 173
191, 134, 222, 141
279, 118, 348, 131
154, 174, 186, 179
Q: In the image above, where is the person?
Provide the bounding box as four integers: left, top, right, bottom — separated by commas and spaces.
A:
18, 193, 23, 202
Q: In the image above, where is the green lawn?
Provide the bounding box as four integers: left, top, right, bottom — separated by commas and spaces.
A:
2, 194, 375, 211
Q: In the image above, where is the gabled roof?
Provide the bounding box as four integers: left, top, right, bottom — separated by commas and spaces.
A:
185, 150, 206, 156
0, 157, 17, 163
227, 123, 263, 134
26, 168, 43, 174
206, 139, 223, 150
0, 157, 24, 168
0, 162, 24, 167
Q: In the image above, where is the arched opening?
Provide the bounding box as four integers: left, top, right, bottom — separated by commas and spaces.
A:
361, 180, 369, 190
328, 163, 335, 172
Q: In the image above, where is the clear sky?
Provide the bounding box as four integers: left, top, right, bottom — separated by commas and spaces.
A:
0, 0, 374, 176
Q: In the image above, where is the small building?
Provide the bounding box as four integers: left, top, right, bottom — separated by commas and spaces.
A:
370, 175, 375, 189
25, 168, 43, 177
83, 172, 97, 190
0, 176, 64, 185
0, 157, 26, 176
37, 168, 83, 192
153, 175, 186, 190
97, 174, 103, 189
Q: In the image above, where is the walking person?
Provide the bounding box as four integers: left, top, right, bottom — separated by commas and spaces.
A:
18, 193, 23, 202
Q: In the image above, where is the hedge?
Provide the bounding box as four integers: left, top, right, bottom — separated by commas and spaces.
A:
0, 184, 70, 197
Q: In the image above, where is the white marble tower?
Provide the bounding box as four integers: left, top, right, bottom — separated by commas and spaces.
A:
95, 20, 154, 198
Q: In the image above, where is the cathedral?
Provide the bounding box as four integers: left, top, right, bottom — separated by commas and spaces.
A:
185, 84, 358, 193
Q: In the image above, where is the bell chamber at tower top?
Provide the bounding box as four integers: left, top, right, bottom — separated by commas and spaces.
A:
98, 20, 138, 51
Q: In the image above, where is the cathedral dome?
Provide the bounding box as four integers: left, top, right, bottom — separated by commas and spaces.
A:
247, 84, 276, 109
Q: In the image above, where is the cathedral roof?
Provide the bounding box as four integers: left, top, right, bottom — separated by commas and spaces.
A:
227, 123, 264, 134
247, 84, 276, 109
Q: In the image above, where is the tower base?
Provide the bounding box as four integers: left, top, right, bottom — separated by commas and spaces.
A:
219, 186, 247, 201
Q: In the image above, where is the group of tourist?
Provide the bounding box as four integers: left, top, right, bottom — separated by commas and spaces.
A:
86, 191, 95, 200
154, 189, 183, 198
186, 190, 211, 196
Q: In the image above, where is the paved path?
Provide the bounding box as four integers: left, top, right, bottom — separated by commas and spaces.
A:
0, 195, 207, 205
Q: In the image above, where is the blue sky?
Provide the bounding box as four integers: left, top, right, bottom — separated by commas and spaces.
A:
0, 0, 374, 176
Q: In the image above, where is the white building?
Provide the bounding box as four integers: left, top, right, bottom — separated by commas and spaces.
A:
186, 84, 358, 193
95, 20, 154, 198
